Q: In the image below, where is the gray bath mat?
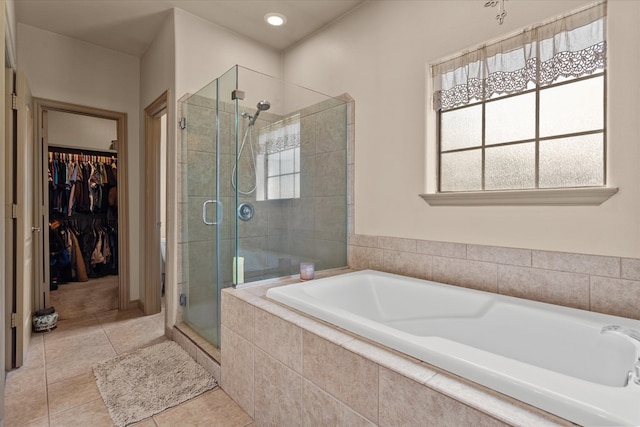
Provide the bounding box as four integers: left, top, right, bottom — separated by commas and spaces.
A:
93, 340, 217, 426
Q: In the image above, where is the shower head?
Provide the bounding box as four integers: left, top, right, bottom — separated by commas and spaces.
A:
250, 100, 271, 125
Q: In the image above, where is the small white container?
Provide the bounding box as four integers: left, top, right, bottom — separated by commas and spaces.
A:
300, 262, 315, 281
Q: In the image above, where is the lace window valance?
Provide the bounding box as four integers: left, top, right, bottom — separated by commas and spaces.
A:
432, 1, 606, 111
258, 114, 301, 155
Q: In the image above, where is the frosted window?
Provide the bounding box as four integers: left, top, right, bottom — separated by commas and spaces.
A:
440, 105, 482, 151
267, 177, 280, 196
440, 150, 482, 192
280, 175, 295, 199
432, 2, 607, 194
259, 114, 301, 200
486, 93, 536, 145
485, 143, 535, 190
280, 148, 294, 174
540, 76, 604, 137
539, 134, 603, 188
267, 153, 280, 176
266, 148, 300, 200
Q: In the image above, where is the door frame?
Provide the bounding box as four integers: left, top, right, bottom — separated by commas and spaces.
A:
34, 98, 130, 311
5, 69, 37, 370
142, 91, 169, 315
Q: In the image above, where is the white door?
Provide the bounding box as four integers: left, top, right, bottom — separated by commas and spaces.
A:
5, 70, 34, 368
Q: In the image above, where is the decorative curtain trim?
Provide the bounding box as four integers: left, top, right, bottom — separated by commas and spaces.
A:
432, 1, 606, 111
258, 114, 300, 155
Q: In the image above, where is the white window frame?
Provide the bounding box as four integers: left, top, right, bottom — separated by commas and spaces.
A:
421, 1, 617, 206
256, 114, 301, 201
265, 145, 300, 200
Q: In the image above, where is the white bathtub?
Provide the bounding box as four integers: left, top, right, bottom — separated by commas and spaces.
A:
266, 270, 640, 426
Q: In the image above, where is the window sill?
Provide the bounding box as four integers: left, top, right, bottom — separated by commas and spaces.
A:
419, 187, 618, 206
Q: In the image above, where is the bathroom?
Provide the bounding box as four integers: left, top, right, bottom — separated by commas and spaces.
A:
6, 0, 640, 425
177, 1, 640, 424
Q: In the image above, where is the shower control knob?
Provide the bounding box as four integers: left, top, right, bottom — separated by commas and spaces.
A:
238, 202, 254, 221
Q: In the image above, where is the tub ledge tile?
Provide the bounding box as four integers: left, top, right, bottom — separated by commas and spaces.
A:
293, 315, 354, 346
424, 372, 573, 427
342, 339, 437, 385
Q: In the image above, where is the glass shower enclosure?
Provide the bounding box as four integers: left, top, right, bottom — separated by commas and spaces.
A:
179, 65, 349, 347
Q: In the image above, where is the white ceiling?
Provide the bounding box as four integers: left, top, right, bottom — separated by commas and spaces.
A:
14, 0, 366, 57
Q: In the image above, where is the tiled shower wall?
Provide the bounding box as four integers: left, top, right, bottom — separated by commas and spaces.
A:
236, 96, 352, 281
176, 94, 355, 324
349, 234, 640, 320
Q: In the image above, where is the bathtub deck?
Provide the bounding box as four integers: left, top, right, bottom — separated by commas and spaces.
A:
219, 268, 576, 427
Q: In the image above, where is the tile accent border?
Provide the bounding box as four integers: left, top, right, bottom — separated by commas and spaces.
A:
220, 281, 572, 426
349, 234, 640, 320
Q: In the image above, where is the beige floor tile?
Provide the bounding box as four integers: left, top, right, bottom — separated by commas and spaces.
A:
153, 389, 253, 427
49, 399, 114, 427
46, 351, 115, 384
104, 314, 166, 355
48, 372, 102, 415
96, 308, 148, 330
5, 386, 49, 427
5, 365, 46, 396
45, 327, 112, 362
131, 418, 158, 427
45, 331, 116, 384
42, 315, 103, 344
18, 417, 50, 427
23, 334, 46, 369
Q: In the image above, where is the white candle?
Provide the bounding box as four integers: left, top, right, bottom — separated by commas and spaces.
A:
300, 262, 315, 281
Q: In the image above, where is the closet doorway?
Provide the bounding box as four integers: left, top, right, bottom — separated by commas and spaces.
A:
143, 91, 169, 315
34, 99, 129, 318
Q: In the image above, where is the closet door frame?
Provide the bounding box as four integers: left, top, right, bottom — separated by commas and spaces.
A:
34, 98, 130, 311
142, 91, 169, 315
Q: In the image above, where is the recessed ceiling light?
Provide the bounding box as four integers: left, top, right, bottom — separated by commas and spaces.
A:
265, 13, 286, 27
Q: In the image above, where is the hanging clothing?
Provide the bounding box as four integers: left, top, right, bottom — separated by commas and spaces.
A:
70, 231, 88, 282
48, 149, 119, 282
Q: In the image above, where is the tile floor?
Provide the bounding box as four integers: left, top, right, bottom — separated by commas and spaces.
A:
5, 281, 253, 426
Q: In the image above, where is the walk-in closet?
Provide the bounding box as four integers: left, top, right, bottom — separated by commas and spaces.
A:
46, 111, 120, 319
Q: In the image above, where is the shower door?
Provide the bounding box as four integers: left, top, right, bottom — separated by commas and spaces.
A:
181, 67, 238, 348
181, 79, 223, 347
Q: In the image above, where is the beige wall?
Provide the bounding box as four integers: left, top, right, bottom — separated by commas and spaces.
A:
47, 111, 117, 152
140, 10, 175, 324
283, 0, 640, 259
5, 0, 15, 66
141, 8, 283, 329
173, 8, 282, 102
17, 23, 142, 299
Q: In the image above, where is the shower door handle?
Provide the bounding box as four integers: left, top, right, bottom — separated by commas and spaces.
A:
202, 200, 223, 226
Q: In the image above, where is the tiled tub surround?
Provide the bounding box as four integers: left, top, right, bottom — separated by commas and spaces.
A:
350, 234, 640, 321
220, 270, 575, 427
